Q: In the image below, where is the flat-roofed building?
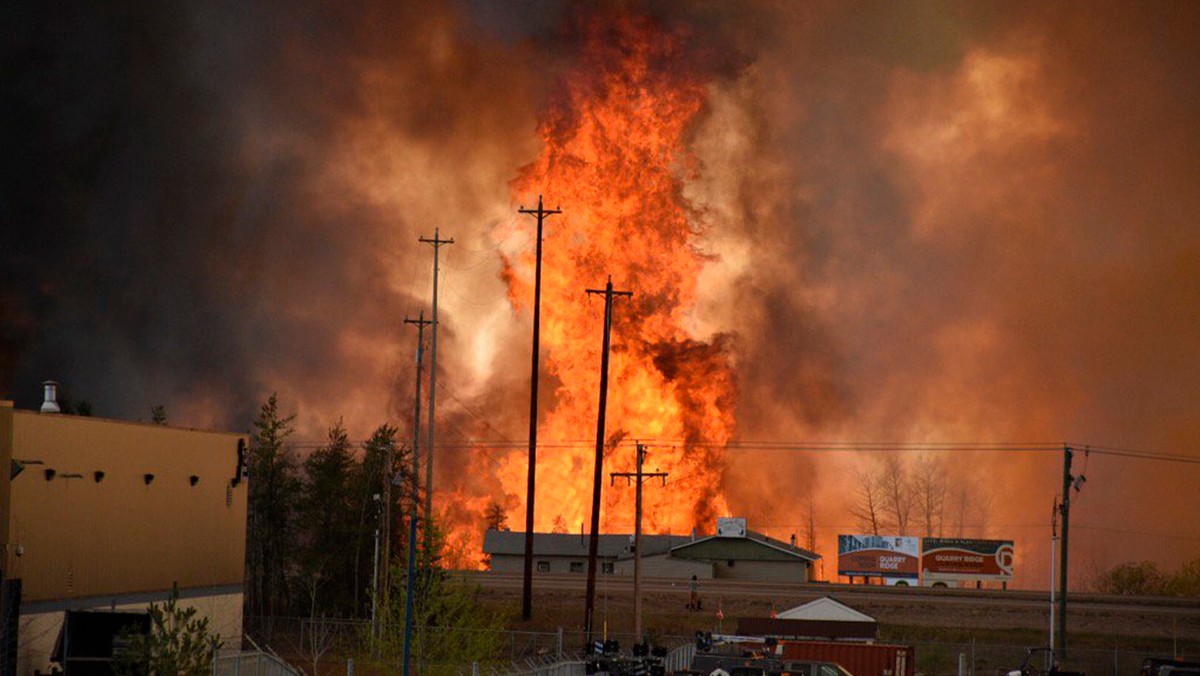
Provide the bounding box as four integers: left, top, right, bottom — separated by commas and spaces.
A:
482, 517, 821, 584
0, 397, 248, 674
483, 530, 698, 576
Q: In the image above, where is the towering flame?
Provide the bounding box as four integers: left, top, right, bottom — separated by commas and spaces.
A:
494, 10, 735, 537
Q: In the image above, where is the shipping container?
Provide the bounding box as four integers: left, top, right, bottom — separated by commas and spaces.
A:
779, 641, 915, 676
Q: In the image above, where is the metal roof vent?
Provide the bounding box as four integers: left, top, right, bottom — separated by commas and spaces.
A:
40, 381, 61, 413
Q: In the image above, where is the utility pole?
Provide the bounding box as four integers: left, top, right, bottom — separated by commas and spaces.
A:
370, 499, 381, 644
583, 277, 631, 646
520, 195, 561, 622
1049, 495, 1059, 669
402, 313, 430, 676
610, 442, 667, 640
1058, 445, 1085, 660
420, 229, 453, 562
381, 439, 394, 613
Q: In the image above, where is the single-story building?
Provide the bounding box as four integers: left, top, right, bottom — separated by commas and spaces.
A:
669, 518, 821, 582
483, 517, 822, 584
483, 530, 694, 575
737, 596, 879, 640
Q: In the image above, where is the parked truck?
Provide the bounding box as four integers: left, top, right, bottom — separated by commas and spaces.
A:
682, 634, 913, 676
1139, 657, 1200, 676
778, 640, 914, 676
1006, 647, 1085, 676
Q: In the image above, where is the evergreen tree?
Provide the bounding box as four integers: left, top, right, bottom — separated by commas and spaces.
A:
299, 419, 358, 615
374, 518, 508, 674
483, 502, 508, 531
113, 587, 221, 676
246, 393, 301, 621
352, 424, 404, 616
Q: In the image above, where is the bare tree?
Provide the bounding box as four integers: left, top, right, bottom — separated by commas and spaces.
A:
947, 472, 991, 537
912, 454, 947, 536
303, 617, 336, 676
294, 571, 337, 676
878, 455, 912, 535
848, 468, 884, 535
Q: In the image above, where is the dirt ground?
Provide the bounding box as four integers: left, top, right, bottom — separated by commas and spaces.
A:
478, 581, 1200, 652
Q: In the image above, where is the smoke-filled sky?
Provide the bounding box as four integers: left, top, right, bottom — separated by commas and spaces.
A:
3, 1, 1198, 586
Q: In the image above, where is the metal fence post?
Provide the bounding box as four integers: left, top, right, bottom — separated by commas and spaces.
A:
557, 627, 563, 659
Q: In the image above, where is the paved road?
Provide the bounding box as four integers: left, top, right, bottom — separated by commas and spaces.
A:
462, 571, 1200, 619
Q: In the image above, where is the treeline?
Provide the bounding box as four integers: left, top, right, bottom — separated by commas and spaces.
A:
244, 394, 410, 619
848, 454, 990, 537
1093, 558, 1200, 598
242, 394, 508, 672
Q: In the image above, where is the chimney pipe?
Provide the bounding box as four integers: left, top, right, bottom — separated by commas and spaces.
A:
41, 381, 61, 414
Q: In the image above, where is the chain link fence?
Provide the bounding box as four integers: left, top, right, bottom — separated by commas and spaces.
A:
901, 640, 1197, 676
246, 616, 697, 674
214, 649, 302, 676
244, 617, 1195, 676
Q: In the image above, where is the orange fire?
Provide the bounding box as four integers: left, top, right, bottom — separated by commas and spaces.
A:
489, 10, 736, 542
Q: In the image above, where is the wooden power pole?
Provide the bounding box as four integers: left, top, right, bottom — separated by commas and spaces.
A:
1058, 445, 1085, 661
401, 313, 430, 676
520, 195, 560, 621
419, 229, 453, 562
611, 442, 667, 640
583, 277, 631, 647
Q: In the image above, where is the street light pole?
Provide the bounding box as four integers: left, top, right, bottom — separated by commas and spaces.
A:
1050, 496, 1058, 668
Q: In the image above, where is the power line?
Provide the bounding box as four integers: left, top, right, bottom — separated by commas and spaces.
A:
271, 438, 1200, 464
1085, 447, 1200, 464
1070, 524, 1200, 541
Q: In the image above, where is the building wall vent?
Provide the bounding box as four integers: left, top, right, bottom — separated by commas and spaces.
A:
40, 381, 61, 413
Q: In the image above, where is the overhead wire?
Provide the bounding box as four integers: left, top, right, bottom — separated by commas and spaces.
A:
275, 437, 1200, 464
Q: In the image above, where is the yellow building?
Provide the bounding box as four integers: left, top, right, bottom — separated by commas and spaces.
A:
0, 395, 248, 674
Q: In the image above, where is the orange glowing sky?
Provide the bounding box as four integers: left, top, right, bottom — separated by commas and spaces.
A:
6, 1, 1199, 587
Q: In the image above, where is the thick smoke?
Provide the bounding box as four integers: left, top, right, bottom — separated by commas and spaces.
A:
683, 2, 1200, 587
4, 1, 1198, 584
1, 0, 544, 438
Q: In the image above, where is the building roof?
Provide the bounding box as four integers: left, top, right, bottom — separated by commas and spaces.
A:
483, 529, 693, 559
776, 596, 876, 622
670, 529, 822, 562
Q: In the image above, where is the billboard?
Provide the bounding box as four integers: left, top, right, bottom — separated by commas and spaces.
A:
921, 538, 1014, 582
837, 535, 920, 579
